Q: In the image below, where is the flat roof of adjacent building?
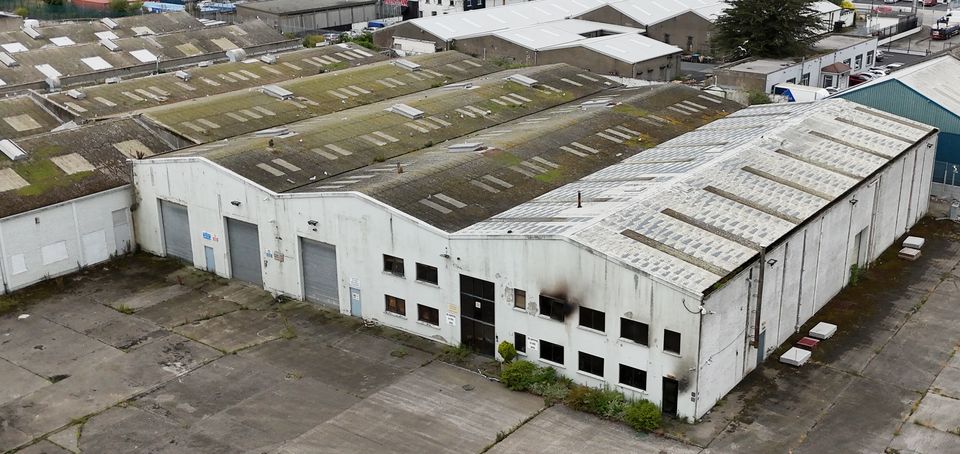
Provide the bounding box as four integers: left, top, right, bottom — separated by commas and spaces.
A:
0, 117, 178, 218
543, 32, 683, 63
490, 20, 642, 51
838, 54, 960, 113
237, 0, 376, 15
721, 35, 876, 75
46, 44, 385, 119
461, 100, 935, 294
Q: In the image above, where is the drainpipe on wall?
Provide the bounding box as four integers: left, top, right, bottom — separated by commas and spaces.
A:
751, 252, 765, 350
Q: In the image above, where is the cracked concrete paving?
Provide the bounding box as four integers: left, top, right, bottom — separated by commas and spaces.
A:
3, 219, 960, 454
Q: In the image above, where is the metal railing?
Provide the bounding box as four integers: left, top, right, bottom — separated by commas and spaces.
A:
870, 15, 919, 40
934, 160, 960, 187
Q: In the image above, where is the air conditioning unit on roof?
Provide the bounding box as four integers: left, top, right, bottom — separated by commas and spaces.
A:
175, 70, 191, 81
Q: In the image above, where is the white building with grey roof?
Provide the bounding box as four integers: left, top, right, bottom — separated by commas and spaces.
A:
129, 54, 937, 420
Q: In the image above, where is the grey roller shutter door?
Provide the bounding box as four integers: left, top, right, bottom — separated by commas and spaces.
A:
301, 237, 339, 306
226, 218, 263, 286
160, 200, 192, 262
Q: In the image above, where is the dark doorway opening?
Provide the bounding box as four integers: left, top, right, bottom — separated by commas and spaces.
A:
662, 377, 679, 418
460, 274, 495, 356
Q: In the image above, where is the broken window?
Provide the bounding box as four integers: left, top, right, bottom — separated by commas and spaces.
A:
621, 318, 649, 345
513, 288, 526, 309
540, 339, 564, 364
417, 304, 439, 325
416, 263, 438, 285
383, 254, 405, 277
619, 364, 647, 390
578, 351, 604, 376
579, 306, 605, 332
664, 329, 682, 355
539, 295, 568, 322
385, 294, 406, 316
515, 332, 526, 353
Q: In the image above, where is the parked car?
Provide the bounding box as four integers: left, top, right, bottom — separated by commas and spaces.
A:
886, 62, 904, 71
875, 50, 885, 62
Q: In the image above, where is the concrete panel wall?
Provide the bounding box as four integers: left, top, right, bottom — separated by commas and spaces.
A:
374, 22, 447, 50
645, 12, 715, 55
0, 186, 133, 293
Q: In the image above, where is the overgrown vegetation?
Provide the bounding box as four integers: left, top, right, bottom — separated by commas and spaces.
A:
499, 359, 662, 432
714, 0, 822, 58
14, 6, 28, 16
303, 35, 325, 48
342, 32, 375, 50
748, 91, 772, 105
438, 343, 471, 365
114, 304, 135, 314
108, 0, 142, 13
849, 263, 862, 286
497, 340, 517, 363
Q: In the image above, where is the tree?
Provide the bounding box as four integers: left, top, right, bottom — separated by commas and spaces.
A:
108, 0, 129, 13
713, 0, 823, 59
13, 6, 28, 16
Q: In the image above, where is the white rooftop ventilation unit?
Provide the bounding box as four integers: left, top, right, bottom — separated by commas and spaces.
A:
0, 139, 27, 161
105, 76, 121, 84
101, 17, 119, 29
448, 142, 484, 152
23, 19, 39, 28
175, 70, 191, 81
225, 48, 247, 62
100, 39, 120, 52
388, 103, 424, 120
261, 84, 293, 100
0, 52, 18, 68
505, 74, 539, 87
260, 54, 277, 64
198, 61, 211, 68
22, 26, 42, 40
394, 59, 421, 71
66, 89, 86, 100
254, 127, 294, 138
443, 82, 473, 89
45, 77, 61, 91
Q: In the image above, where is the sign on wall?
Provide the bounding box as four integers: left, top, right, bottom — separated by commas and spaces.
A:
201, 231, 219, 242
445, 313, 456, 326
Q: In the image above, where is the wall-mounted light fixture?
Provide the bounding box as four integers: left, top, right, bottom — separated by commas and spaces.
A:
849, 198, 858, 205
767, 258, 778, 266
307, 220, 318, 226
230, 200, 241, 207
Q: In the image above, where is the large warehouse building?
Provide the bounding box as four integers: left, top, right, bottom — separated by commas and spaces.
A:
130, 53, 936, 419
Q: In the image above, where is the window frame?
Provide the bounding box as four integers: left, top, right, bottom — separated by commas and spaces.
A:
417, 303, 439, 325
539, 339, 564, 365
539, 295, 567, 322
415, 262, 438, 285
664, 329, 682, 355
620, 317, 649, 345
578, 306, 606, 332
513, 288, 526, 309
578, 351, 604, 376
515, 332, 526, 353
385, 294, 406, 316
618, 364, 647, 390
383, 254, 405, 277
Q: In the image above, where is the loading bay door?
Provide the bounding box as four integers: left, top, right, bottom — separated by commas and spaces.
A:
160, 200, 192, 262
460, 274, 496, 356
300, 237, 339, 307
226, 218, 263, 286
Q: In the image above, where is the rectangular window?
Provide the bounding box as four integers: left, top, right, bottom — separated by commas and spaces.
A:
579, 306, 605, 332
866, 50, 874, 65
383, 254, 405, 277
800, 72, 810, 85
540, 339, 564, 364
619, 364, 647, 390
416, 263, 438, 285
786, 77, 796, 83
515, 332, 526, 353
822, 74, 834, 88
620, 318, 649, 345
664, 329, 682, 355
663, 33, 670, 44
514, 288, 526, 309
686, 35, 693, 51
854, 54, 863, 70
539, 295, 567, 321
843, 58, 851, 67
578, 351, 604, 376
385, 294, 406, 316
417, 304, 439, 325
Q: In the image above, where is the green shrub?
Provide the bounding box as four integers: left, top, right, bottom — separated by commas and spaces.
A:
303, 35, 324, 48
497, 341, 517, 363
747, 90, 771, 105
500, 360, 538, 391
849, 263, 861, 286
529, 381, 570, 405
564, 386, 626, 418
14, 6, 28, 16
623, 400, 662, 432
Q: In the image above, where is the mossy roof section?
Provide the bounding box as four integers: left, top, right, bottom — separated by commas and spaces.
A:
288, 84, 742, 232
145, 51, 499, 143
0, 21, 288, 87
47, 44, 385, 119
0, 96, 62, 139
172, 63, 609, 193
0, 117, 177, 218
0, 12, 201, 52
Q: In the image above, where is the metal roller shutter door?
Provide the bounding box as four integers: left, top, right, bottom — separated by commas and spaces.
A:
300, 237, 339, 306
226, 218, 263, 286
160, 200, 192, 262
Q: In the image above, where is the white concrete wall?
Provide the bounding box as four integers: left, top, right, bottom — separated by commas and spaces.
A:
695, 133, 937, 419
761, 38, 879, 93
0, 186, 133, 293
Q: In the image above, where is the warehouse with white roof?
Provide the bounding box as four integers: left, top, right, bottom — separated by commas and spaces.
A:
130, 52, 937, 420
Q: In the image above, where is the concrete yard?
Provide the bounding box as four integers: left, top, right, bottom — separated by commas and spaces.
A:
1, 217, 959, 453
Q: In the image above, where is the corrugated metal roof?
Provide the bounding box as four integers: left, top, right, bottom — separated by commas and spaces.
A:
492, 20, 641, 51
459, 100, 935, 294
842, 55, 960, 114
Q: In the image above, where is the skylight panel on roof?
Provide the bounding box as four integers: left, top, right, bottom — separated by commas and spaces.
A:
22, 26, 41, 40
94, 31, 119, 40
132, 26, 155, 36
100, 39, 120, 52
101, 17, 119, 29
0, 139, 27, 161
35, 64, 61, 79
130, 49, 158, 63
50, 36, 75, 47
394, 59, 421, 71
1, 43, 27, 53
81, 56, 113, 71
388, 103, 424, 120
0, 52, 18, 68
